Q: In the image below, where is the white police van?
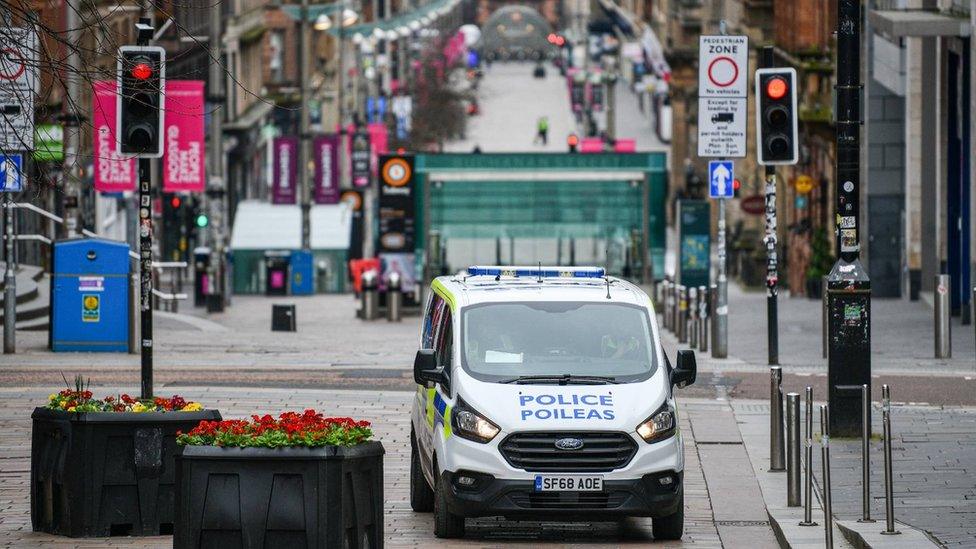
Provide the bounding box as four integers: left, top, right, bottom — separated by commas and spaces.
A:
410, 266, 697, 539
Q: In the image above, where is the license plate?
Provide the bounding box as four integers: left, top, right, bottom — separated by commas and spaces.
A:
533, 475, 603, 492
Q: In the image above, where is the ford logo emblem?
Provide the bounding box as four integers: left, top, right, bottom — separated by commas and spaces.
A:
554, 437, 584, 451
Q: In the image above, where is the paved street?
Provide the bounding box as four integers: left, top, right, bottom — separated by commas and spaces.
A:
444, 63, 576, 153
0, 386, 742, 547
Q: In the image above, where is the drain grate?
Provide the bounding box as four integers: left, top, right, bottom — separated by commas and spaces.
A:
714, 520, 771, 527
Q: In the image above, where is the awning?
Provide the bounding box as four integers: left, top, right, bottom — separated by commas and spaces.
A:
230, 199, 352, 250
223, 100, 274, 132
869, 10, 971, 38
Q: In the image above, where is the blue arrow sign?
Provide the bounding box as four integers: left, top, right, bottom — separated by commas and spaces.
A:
0, 154, 24, 193
708, 160, 734, 199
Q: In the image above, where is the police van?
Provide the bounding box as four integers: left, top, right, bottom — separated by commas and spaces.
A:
410, 266, 697, 539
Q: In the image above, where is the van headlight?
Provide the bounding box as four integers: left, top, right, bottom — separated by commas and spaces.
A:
452, 397, 500, 443
636, 404, 676, 443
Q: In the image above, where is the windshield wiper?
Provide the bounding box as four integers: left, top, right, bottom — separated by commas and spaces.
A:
498, 374, 619, 385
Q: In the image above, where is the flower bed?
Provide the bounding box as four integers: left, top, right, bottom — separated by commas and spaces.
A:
174, 410, 384, 549
176, 409, 371, 448
31, 387, 220, 538
47, 390, 204, 413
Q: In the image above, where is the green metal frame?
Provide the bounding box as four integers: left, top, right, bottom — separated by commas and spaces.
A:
410, 152, 668, 280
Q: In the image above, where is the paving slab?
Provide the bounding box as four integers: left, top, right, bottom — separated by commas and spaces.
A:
0, 387, 729, 547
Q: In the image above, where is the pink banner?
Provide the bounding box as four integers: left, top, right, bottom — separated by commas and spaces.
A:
92, 81, 136, 192
367, 122, 388, 182
163, 80, 205, 192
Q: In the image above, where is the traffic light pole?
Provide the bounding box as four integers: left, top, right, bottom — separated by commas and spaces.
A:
138, 158, 153, 399
135, 21, 154, 399
762, 46, 779, 366
828, 0, 871, 437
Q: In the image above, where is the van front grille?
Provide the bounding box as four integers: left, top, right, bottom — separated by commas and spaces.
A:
499, 432, 638, 472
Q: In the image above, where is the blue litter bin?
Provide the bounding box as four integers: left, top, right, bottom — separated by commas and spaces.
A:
290, 250, 314, 295
51, 238, 130, 352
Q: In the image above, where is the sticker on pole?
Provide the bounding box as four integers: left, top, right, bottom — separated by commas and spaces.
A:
697, 35, 748, 158
0, 154, 23, 192
708, 161, 734, 199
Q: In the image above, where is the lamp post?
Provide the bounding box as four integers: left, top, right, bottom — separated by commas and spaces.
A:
315, 4, 358, 188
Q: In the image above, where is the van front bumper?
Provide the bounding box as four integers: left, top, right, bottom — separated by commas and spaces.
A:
440, 470, 683, 520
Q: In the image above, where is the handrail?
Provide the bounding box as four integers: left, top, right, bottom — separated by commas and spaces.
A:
10, 202, 64, 224
152, 289, 188, 300
13, 234, 53, 245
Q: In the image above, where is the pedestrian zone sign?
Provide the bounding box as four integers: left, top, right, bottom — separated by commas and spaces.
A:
0, 153, 24, 193
708, 160, 734, 199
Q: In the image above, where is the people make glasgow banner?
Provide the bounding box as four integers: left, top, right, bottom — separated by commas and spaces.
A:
92, 80, 205, 193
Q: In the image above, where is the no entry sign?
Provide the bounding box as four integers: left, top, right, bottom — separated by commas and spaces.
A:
698, 35, 748, 158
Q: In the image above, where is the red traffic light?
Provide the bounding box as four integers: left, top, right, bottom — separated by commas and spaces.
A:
765, 77, 788, 100
131, 62, 153, 80
733, 178, 741, 191
567, 133, 579, 146
170, 196, 182, 209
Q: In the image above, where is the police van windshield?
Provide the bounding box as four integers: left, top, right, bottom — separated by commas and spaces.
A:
461, 302, 657, 383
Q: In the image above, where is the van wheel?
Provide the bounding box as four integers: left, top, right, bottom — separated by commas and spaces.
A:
652, 493, 684, 540
433, 473, 465, 538
410, 431, 434, 512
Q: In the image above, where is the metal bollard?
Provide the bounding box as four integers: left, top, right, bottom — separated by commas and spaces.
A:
935, 274, 951, 358
361, 270, 379, 321
799, 386, 817, 526
663, 281, 672, 331
671, 284, 681, 337
881, 384, 901, 535
786, 392, 801, 506
699, 285, 709, 353
822, 275, 828, 359
770, 367, 785, 472
689, 287, 699, 347
678, 286, 688, 343
387, 272, 402, 322
821, 405, 834, 549
859, 384, 875, 523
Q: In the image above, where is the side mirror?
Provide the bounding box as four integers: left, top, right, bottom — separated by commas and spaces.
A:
671, 349, 697, 388
413, 349, 445, 386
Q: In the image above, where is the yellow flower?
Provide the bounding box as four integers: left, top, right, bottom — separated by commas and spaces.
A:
67, 407, 76, 412
181, 402, 203, 412
131, 402, 147, 413
48, 393, 57, 401
60, 400, 68, 409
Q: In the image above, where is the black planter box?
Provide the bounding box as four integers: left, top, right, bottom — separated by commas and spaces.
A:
30, 407, 222, 537
175, 442, 385, 549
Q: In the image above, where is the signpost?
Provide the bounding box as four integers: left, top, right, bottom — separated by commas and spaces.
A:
708, 161, 734, 199
698, 32, 746, 359
1, 154, 22, 353
0, 27, 38, 153
697, 35, 748, 159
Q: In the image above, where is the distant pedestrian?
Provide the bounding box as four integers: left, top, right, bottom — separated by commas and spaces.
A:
534, 116, 549, 145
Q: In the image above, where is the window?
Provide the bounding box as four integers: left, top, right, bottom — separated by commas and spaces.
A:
461, 302, 657, 384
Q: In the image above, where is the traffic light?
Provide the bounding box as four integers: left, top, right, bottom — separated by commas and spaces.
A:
117, 46, 166, 157
567, 133, 579, 153
754, 68, 798, 165
195, 213, 209, 228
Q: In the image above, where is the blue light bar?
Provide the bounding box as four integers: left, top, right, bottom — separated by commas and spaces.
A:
466, 266, 606, 278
